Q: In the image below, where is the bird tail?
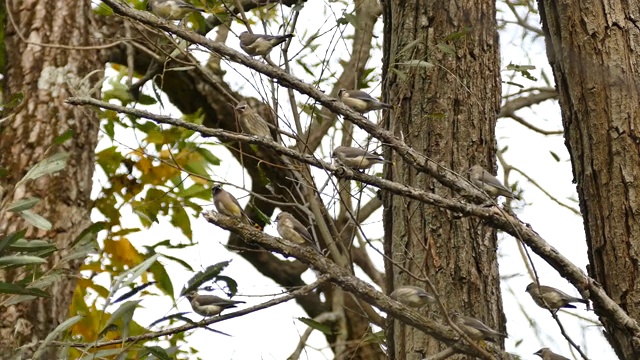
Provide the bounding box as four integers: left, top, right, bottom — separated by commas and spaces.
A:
273, 34, 295, 46
380, 102, 393, 109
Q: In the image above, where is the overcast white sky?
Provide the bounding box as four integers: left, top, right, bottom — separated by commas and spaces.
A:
88, 1, 615, 359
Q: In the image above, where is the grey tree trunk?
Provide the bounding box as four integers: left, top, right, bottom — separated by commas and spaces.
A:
0, 0, 101, 357
382, 0, 504, 358
539, 0, 640, 358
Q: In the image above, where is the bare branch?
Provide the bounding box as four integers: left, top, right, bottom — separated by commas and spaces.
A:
287, 312, 341, 360
60, 276, 329, 349
67, 94, 640, 344
203, 211, 515, 360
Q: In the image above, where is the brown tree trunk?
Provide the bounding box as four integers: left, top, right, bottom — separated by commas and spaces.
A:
0, 0, 101, 357
538, 0, 640, 358
382, 0, 503, 358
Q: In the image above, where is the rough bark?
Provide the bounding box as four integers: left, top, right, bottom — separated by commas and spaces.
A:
382, 0, 504, 358
0, 0, 102, 357
538, 0, 640, 358
0, 0, 384, 357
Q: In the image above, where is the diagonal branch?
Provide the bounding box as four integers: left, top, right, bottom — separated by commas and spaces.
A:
59, 275, 329, 349
67, 94, 640, 342
204, 211, 514, 360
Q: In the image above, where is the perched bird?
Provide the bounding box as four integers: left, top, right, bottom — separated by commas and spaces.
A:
239, 31, 294, 56
212, 185, 253, 224
234, 101, 273, 139
450, 313, 507, 342
337, 89, 392, 114
525, 282, 589, 311
275, 212, 317, 249
467, 164, 517, 199
186, 292, 245, 317
332, 146, 390, 170
534, 348, 570, 360
390, 286, 436, 308
147, 0, 204, 20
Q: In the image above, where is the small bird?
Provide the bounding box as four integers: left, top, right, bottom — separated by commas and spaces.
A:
525, 282, 589, 311
450, 313, 507, 342
212, 185, 253, 224
275, 212, 317, 249
239, 31, 294, 57
234, 101, 273, 139
534, 348, 570, 360
147, 0, 204, 20
467, 164, 517, 199
390, 286, 436, 308
332, 146, 391, 170
186, 292, 245, 317
337, 89, 392, 114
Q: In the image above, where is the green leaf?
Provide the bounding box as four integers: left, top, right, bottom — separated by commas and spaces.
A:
79, 348, 123, 360
93, 2, 115, 16
32, 315, 83, 360
5, 92, 24, 108
0, 282, 50, 297
54, 130, 74, 145
60, 242, 96, 263
70, 222, 105, 248
16, 152, 69, 188
113, 281, 157, 304
396, 39, 421, 56
150, 261, 174, 298
196, 147, 221, 166
0, 255, 47, 267
148, 312, 192, 328
506, 63, 536, 71
395, 60, 434, 69
170, 203, 192, 238
0, 229, 26, 254
7, 239, 56, 252
4, 271, 64, 305
6, 197, 40, 212
215, 275, 238, 295
436, 43, 455, 55
138, 346, 171, 360
113, 254, 160, 292
19, 210, 52, 230
177, 183, 209, 199
96, 146, 125, 175
180, 261, 230, 296
158, 252, 194, 272
503, 81, 524, 88
297, 317, 334, 335
98, 300, 141, 338
550, 151, 560, 162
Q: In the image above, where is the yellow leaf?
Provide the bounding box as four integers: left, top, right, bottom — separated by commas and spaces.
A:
104, 238, 143, 267
137, 156, 153, 175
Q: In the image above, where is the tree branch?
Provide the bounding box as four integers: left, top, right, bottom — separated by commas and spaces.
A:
203, 211, 516, 360
67, 94, 640, 343
60, 275, 329, 349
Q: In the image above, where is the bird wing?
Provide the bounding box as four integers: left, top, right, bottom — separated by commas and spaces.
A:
541, 286, 585, 302
196, 294, 244, 306
348, 90, 376, 102
462, 316, 503, 336
227, 192, 249, 217
481, 170, 511, 191
340, 147, 383, 161
290, 218, 314, 243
